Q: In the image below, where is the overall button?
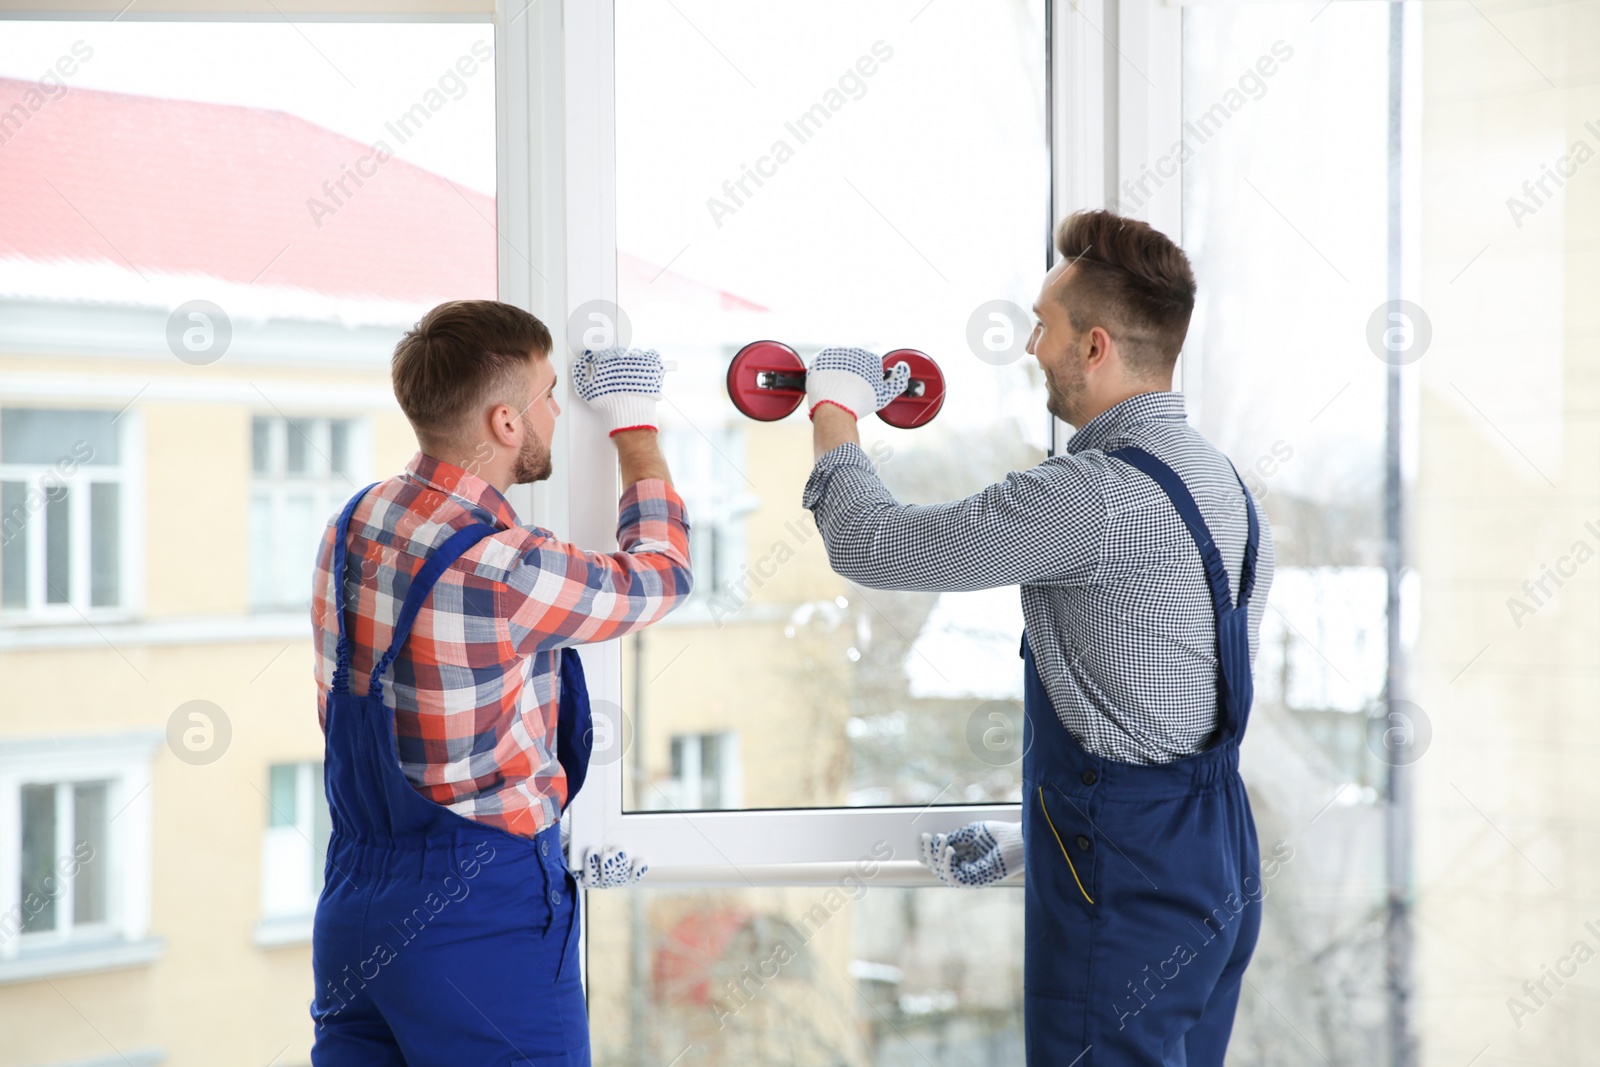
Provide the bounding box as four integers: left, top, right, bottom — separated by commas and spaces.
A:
550, 889, 562, 905
1075, 835, 1091, 851
540, 839, 549, 856
1081, 769, 1098, 785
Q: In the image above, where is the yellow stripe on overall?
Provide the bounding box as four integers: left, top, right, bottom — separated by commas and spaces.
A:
1037, 785, 1095, 905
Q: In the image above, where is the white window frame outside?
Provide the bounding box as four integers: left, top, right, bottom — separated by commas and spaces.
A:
259, 760, 328, 919
661, 731, 742, 812
256, 760, 331, 947
0, 406, 141, 624
0, 731, 161, 983
249, 414, 371, 613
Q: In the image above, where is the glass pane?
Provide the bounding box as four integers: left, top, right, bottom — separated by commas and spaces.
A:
586, 884, 1024, 1065
249, 492, 275, 609
1, 480, 26, 608
617, 2, 1049, 813
44, 484, 69, 604
285, 418, 314, 476
1181, 6, 1392, 1059
0, 408, 118, 465
72, 781, 109, 925
89, 481, 119, 607
329, 420, 351, 478
284, 492, 317, 609
701, 734, 724, 810
268, 763, 299, 827
20, 783, 58, 934
251, 416, 272, 475
0, 18, 495, 1057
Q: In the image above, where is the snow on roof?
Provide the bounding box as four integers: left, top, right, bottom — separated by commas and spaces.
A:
0, 76, 762, 323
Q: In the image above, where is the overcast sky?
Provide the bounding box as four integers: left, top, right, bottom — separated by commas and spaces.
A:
0, 20, 498, 195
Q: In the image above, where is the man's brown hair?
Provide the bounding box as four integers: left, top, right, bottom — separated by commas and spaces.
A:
391, 299, 553, 449
1053, 209, 1196, 377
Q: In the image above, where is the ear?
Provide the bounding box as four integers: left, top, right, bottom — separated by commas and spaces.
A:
487, 402, 521, 448
1084, 325, 1116, 371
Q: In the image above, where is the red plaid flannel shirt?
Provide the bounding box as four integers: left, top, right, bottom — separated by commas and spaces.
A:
311, 450, 692, 838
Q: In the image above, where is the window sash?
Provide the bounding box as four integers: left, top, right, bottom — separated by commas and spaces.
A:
548, 2, 1155, 883
0, 733, 159, 960
249, 416, 367, 611
554, 0, 1183, 883
0, 416, 131, 618
261, 761, 328, 919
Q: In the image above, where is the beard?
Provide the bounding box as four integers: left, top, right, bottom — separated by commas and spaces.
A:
1044, 342, 1087, 425
511, 412, 552, 484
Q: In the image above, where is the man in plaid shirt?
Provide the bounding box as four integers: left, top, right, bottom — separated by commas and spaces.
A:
308, 300, 689, 1066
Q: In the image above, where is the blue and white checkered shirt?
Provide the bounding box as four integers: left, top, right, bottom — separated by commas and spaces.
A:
802, 391, 1275, 764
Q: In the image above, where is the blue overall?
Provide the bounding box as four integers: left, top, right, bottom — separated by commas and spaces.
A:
1020, 446, 1262, 1066
311, 483, 593, 1067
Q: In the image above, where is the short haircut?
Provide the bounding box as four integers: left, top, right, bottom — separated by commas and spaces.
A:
1053, 210, 1196, 376
391, 300, 553, 449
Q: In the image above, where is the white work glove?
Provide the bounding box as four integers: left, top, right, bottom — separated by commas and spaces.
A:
920, 820, 1024, 888
572, 346, 664, 435
560, 811, 647, 888
805, 346, 911, 421
569, 846, 648, 889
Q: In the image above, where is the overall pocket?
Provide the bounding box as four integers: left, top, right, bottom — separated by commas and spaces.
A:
1035, 784, 1096, 906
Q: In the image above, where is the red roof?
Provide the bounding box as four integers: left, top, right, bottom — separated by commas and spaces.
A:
0, 76, 763, 313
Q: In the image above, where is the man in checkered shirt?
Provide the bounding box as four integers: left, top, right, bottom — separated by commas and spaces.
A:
307, 300, 688, 1066
800, 210, 1275, 1066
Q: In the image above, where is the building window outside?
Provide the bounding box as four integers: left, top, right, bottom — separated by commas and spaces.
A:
17, 780, 110, 942
0, 407, 127, 617
660, 425, 754, 602
667, 732, 741, 810
0, 732, 159, 968
260, 761, 330, 920
250, 415, 362, 612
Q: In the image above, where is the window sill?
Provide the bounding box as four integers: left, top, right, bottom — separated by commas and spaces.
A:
0, 612, 311, 652
0, 935, 164, 985
253, 913, 314, 948
39, 1048, 165, 1067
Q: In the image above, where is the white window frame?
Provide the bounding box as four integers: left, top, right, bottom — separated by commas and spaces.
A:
0, 0, 1181, 889
530, 0, 1183, 887
663, 731, 742, 811
0, 731, 161, 982
259, 760, 328, 920
0, 406, 141, 624
249, 414, 371, 612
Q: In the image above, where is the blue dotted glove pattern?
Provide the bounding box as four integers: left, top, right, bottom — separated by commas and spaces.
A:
920, 820, 1023, 888
572, 846, 648, 889
572, 346, 664, 401
810, 346, 912, 412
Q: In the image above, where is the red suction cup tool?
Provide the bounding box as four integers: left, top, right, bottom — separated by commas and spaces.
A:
727, 340, 807, 422
726, 341, 947, 427
877, 349, 946, 429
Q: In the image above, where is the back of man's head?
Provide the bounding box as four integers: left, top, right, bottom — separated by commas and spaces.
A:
1053, 210, 1196, 379
391, 300, 553, 454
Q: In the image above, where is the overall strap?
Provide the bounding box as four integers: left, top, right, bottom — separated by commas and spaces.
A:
367, 522, 500, 701
1108, 446, 1259, 613
1236, 469, 1261, 610
1109, 444, 1263, 743
330, 482, 381, 695
555, 647, 593, 810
